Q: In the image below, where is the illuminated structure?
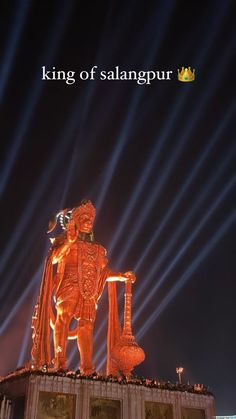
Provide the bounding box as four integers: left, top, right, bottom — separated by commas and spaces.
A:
0, 372, 215, 419
31, 200, 144, 376
0, 200, 216, 419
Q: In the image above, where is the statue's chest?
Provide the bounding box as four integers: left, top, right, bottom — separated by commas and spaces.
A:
68, 242, 100, 264
77, 241, 100, 266
77, 242, 101, 299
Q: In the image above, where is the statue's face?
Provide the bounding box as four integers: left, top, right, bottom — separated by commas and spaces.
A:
77, 213, 94, 233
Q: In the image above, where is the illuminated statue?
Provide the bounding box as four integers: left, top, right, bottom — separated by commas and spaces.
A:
31, 200, 144, 376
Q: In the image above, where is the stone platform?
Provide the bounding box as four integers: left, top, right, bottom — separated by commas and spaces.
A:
0, 370, 215, 419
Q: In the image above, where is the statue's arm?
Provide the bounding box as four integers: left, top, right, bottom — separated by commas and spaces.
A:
99, 245, 136, 283
51, 243, 70, 264
50, 218, 78, 264
105, 269, 136, 283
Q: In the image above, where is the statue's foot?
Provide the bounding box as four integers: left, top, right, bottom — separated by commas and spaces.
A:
53, 357, 67, 371
80, 365, 96, 375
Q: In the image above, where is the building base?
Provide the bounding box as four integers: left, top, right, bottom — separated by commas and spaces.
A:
0, 369, 215, 419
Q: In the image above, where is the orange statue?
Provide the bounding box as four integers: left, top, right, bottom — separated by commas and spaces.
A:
31, 199, 144, 375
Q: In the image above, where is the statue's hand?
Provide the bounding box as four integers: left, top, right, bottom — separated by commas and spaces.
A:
124, 271, 136, 283
67, 219, 78, 243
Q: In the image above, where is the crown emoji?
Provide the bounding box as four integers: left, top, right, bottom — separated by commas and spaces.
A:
177, 66, 195, 82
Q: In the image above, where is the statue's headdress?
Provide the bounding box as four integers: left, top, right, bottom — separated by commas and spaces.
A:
47, 199, 96, 233
71, 199, 96, 222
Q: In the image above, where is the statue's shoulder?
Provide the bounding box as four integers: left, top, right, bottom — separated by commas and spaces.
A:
97, 241, 108, 256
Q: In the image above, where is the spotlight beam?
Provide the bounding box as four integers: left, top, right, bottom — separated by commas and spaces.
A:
96, 211, 236, 370
59, 0, 130, 206
108, 0, 232, 258
0, 266, 41, 335
0, 92, 84, 284
0, 159, 84, 314
136, 210, 236, 340
134, 174, 236, 321
0, 0, 75, 197
76, 23, 235, 369
95, 0, 175, 214
0, 171, 68, 299
93, 173, 235, 364
108, 90, 188, 256
115, 37, 234, 267
77, 1, 173, 200
95, 60, 235, 360
135, 136, 236, 275
0, 169, 68, 311
0, 0, 32, 102
95, 30, 234, 339
95, 95, 141, 213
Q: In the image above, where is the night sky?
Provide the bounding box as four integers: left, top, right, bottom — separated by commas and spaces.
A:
0, 0, 236, 414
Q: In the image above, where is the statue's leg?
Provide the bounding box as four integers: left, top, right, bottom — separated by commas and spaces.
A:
77, 319, 95, 374
54, 301, 76, 369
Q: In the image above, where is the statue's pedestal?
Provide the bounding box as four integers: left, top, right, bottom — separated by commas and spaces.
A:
0, 371, 215, 419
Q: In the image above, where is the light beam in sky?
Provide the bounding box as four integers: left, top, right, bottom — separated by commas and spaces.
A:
115, 36, 234, 267
0, 0, 75, 197
0, 0, 32, 102
96, 210, 236, 370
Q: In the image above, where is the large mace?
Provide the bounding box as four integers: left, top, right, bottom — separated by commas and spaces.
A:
111, 279, 145, 377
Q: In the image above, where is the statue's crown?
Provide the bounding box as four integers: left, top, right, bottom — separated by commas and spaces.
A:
177, 66, 195, 82
72, 199, 96, 220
